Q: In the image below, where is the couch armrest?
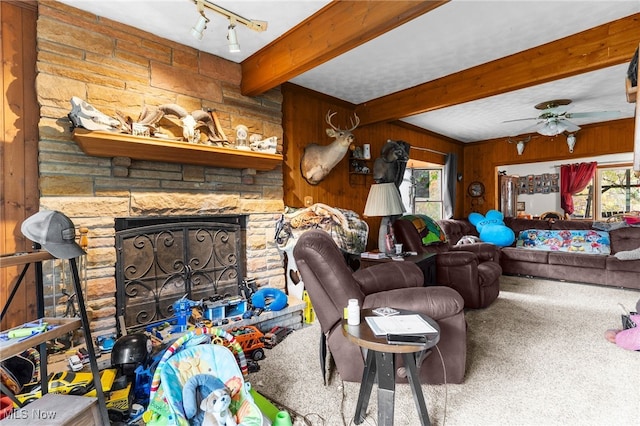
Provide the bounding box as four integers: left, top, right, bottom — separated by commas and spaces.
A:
435, 250, 478, 267
362, 286, 464, 321
353, 262, 423, 295
450, 243, 499, 262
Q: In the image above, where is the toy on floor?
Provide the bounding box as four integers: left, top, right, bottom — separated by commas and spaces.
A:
201, 387, 237, 426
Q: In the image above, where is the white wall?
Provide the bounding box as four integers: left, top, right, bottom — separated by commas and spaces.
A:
498, 153, 633, 216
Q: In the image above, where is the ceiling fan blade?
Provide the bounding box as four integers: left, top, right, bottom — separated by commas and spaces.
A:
512, 121, 542, 135
565, 111, 622, 120
503, 117, 538, 123
562, 119, 581, 133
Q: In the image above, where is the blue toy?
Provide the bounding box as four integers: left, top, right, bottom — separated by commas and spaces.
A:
251, 288, 288, 311
468, 209, 515, 247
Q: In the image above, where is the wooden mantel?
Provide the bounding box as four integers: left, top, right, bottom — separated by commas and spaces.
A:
72, 129, 282, 171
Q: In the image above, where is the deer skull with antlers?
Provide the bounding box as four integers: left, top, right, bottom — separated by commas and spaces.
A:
300, 111, 360, 185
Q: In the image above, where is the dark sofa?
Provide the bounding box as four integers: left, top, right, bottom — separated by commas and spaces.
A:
437, 217, 640, 290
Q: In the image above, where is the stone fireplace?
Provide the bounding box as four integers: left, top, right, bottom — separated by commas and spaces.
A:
115, 215, 247, 332
35, 2, 287, 335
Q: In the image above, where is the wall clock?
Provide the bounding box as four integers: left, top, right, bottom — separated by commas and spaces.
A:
468, 181, 485, 197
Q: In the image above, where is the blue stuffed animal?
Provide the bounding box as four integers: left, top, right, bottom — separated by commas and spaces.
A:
468, 209, 515, 247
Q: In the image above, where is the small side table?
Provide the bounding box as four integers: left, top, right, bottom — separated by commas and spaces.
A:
359, 252, 437, 286
342, 310, 440, 426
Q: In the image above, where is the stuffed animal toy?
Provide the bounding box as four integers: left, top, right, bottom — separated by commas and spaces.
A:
455, 235, 481, 246
201, 387, 237, 426
468, 209, 515, 247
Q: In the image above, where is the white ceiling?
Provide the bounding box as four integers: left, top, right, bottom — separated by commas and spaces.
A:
58, 0, 640, 143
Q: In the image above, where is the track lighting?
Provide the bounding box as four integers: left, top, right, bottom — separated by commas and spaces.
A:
227, 20, 240, 53
191, 13, 209, 40
189, 0, 267, 47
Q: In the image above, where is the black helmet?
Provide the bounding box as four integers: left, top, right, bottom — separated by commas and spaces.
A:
111, 333, 151, 375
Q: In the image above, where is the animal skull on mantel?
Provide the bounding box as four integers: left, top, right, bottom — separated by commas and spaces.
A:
300, 110, 360, 185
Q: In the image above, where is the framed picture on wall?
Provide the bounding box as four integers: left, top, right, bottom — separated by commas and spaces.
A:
517, 201, 525, 212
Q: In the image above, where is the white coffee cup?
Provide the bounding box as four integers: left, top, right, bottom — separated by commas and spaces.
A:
395, 243, 403, 254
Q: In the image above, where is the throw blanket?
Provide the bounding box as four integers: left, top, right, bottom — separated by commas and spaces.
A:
397, 214, 447, 246
277, 203, 369, 254
515, 229, 611, 255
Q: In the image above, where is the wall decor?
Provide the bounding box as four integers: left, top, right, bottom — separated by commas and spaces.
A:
518, 173, 559, 194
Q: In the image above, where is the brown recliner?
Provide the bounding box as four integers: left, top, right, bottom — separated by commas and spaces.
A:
393, 217, 502, 309
293, 229, 467, 385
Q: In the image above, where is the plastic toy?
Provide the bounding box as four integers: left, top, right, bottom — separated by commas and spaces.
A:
251, 287, 287, 312
200, 386, 237, 426
202, 295, 247, 321
144, 327, 263, 426
229, 326, 266, 361
172, 295, 201, 332
469, 210, 515, 247
14, 371, 96, 405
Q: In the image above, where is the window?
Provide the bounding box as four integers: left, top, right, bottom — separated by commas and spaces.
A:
569, 165, 640, 219
599, 167, 640, 218
409, 168, 443, 219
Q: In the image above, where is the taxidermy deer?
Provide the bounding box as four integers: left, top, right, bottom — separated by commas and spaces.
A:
300, 111, 360, 185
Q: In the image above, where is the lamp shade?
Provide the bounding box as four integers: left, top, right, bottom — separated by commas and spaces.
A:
363, 183, 406, 217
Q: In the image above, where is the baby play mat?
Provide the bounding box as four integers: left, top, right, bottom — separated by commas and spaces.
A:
515, 229, 610, 254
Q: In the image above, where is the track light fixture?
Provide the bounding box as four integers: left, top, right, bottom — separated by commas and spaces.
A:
227, 19, 240, 53
191, 14, 209, 40
190, 0, 267, 45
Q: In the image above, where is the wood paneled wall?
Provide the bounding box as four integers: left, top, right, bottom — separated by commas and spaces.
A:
463, 118, 635, 217
1, 0, 39, 328
281, 83, 465, 250
282, 84, 635, 250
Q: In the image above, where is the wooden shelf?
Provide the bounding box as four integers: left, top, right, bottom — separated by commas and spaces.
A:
72, 129, 282, 171
0, 317, 81, 362
0, 251, 53, 267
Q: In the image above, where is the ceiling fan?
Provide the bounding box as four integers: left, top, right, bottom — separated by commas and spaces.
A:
505, 99, 622, 136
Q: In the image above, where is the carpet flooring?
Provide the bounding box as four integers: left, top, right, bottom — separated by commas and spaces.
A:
249, 276, 640, 426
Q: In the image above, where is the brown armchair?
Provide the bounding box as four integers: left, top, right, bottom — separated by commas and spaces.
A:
293, 230, 467, 385
393, 216, 502, 309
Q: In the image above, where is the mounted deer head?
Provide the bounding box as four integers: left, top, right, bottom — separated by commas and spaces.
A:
300, 110, 360, 185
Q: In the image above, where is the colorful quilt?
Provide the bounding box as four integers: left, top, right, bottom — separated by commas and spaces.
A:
397, 215, 447, 246
515, 229, 611, 255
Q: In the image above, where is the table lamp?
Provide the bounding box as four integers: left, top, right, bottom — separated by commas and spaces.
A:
363, 182, 406, 253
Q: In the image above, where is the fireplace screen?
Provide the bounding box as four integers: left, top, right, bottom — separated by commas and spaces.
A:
115, 217, 245, 332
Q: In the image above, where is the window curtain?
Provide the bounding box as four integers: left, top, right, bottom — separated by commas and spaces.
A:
560, 161, 597, 215
443, 153, 457, 219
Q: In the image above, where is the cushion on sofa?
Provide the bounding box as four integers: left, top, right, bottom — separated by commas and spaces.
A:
609, 226, 640, 253
548, 252, 607, 269
515, 229, 610, 255
606, 256, 640, 272
500, 246, 549, 264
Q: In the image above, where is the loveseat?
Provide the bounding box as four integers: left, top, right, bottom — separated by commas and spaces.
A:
437, 217, 640, 290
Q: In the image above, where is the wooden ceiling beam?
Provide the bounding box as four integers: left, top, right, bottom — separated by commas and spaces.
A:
240, 0, 449, 97
355, 13, 640, 126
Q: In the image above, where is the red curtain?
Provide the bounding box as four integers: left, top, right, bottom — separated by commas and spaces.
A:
560, 162, 597, 215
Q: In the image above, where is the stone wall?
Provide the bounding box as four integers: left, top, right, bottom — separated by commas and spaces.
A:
35, 1, 286, 333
